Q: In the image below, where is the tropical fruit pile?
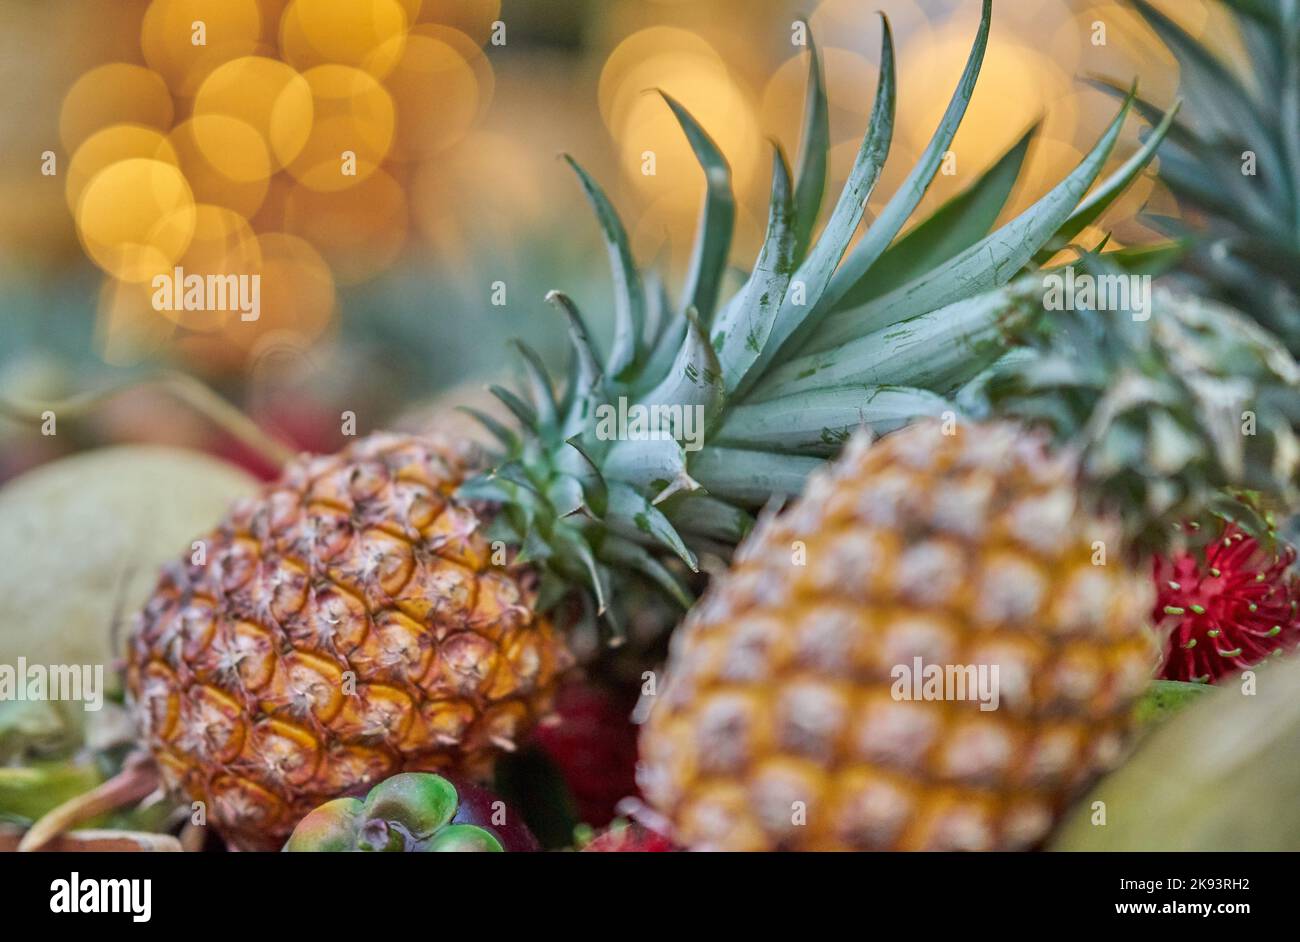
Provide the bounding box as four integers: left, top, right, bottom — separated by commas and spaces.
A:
4, 0, 1300, 853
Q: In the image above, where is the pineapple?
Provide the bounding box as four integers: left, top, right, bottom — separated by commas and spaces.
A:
637, 273, 1300, 851
122, 2, 1181, 851
127, 432, 572, 849
1116, 0, 1300, 351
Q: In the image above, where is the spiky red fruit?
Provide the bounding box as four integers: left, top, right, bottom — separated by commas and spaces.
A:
1153, 522, 1300, 682
531, 682, 639, 827
581, 820, 677, 852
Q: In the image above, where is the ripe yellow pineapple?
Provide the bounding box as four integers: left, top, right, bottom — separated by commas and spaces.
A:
639, 422, 1155, 851
639, 283, 1300, 851
126, 433, 571, 849
113, 3, 1190, 850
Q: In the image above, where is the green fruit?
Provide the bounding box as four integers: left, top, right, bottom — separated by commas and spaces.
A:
0, 446, 257, 694
283, 773, 526, 853
1053, 656, 1300, 851
421, 824, 503, 853
1133, 680, 1214, 728
283, 798, 365, 853
360, 772, 458, 840
0, 761, 102, 825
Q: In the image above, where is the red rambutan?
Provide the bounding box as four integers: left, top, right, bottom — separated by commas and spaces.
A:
581, 819, 678, 852
1153, 521, 1300, 683
531, 682, 640, 827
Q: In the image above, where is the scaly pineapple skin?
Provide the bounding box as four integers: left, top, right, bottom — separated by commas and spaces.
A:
639, 422, 1159, 851
127, 433, 571, 850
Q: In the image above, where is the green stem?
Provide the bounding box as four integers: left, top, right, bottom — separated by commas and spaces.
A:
17, 753, 160, 852
0, 370, 295, 468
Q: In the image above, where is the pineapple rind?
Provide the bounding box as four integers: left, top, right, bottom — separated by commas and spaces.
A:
127, 433, 572, 850
639, 422, 1159, 851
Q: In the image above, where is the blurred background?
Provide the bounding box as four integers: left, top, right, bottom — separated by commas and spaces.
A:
0, 0, 1244, 482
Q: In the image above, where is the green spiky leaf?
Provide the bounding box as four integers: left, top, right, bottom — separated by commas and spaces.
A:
757, 278, 1044, 400
562, 155, 644, 379
689, 448, 821, 504
1034, 100, 1181, 265
834, 120, 1037, 310
606, 481, 698, 572
740, 12, 896, 390
658, 91, 735, 324
712, 144, 797, 394
822, 0, 993, 314
460, 8, 1181, 631
791, 22, 829, 258
717, 385, 949, 456
811, 89, 1136, 351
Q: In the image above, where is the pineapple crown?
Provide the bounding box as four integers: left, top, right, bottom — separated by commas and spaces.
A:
960, 251, 1300, 556
459, 0, 1178, 636
1100, 0, 1300, 349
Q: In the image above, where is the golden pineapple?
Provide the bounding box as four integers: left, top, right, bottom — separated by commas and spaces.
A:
639, 282, 1300, 851
126, 433, 571, 850
638, 422, 1156, 851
